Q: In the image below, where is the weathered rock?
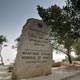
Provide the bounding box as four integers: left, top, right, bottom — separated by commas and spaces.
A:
12, 18, 52, 80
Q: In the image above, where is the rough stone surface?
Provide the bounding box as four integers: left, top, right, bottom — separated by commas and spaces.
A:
12, 18, 52, 80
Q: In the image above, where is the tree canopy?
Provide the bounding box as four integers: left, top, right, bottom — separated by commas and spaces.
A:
0, 35, 7, 65
37, 0, 80, 63
0, 35, 7, 44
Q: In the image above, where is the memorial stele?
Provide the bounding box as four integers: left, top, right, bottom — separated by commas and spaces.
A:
12, 18, 52, 80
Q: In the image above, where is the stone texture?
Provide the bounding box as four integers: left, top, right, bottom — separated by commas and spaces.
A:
12, 18, 52, 80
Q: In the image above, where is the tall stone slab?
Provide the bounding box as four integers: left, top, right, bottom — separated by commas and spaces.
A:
12, 18, 52, 80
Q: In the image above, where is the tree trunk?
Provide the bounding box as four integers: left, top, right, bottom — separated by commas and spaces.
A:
0, 45, 4, 65
67, 54, 72, 64
67, 47, 72, 64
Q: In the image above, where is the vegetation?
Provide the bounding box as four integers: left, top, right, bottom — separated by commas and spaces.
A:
0, 35, 7, 65
70, 0, 80, 56
15, 37, 20, 42
12, 37, 20, 50
73, 39, 80, 56
37, 0, 80, 64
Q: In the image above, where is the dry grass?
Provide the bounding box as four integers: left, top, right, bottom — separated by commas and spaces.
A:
61, 61, 80, 71
52, 62, 61, 67
52, 61, 80, 72
63, 65, 80, 71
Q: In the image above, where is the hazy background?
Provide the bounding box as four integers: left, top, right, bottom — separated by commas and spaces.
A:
0, 0, 66, 63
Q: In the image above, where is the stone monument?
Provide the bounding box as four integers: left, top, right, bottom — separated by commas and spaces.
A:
12, 18, 52, 80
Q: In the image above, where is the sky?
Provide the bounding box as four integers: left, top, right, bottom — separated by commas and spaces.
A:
0, 0, 66, 63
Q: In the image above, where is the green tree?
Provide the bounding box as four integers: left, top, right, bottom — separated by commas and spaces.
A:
73, 39, 80, 56
71, 0, 80, 10
12, 37, 20, 50
0, 35, 7, 65
64, 0, 80, 56
37, 3, 80, 63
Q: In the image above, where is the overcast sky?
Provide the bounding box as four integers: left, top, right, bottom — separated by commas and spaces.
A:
0, 0, 66, 63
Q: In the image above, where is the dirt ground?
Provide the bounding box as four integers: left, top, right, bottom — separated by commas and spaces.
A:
0, 62, 80, 80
